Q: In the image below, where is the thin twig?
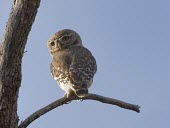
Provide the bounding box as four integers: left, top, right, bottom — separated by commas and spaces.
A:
18, 93, 140, 128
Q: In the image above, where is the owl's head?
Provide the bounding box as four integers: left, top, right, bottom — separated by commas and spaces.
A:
47, 29, 82, 55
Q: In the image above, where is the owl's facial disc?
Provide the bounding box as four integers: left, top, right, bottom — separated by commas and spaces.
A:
57, 41, 62, 49
48, 40, 58, 53
47, 29, 83, 55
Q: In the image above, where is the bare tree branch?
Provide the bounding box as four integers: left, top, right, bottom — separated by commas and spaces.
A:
18, 93, 140, 128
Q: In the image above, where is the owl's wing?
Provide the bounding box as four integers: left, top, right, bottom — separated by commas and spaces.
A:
69, 47, 97, 88
50, 55, 71, 82
50, 62, 60, 81
50, 47, 97, 98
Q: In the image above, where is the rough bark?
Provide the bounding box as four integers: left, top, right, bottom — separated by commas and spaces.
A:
0, 0, 40, 128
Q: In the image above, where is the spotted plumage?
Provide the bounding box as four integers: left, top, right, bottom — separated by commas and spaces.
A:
47, 29, 97, 98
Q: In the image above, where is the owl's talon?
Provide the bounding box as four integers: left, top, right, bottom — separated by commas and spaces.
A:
63, 93, 68, 98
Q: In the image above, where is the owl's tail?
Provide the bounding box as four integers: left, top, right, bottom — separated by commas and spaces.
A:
75, 88, 88, 98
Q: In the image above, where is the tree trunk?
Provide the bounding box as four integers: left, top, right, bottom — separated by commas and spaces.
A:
0, 0, 40, 128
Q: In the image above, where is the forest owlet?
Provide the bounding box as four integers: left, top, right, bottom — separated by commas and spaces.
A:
47, 29, 97, 98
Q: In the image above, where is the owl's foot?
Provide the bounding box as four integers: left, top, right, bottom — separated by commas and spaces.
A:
63, 93, 71, 104
63, 93, 68, 98
64, 92, 73, 98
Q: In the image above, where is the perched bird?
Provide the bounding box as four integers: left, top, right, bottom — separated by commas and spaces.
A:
47, 29, 97, 98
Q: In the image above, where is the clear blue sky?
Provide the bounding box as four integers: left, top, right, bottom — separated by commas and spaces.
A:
0, 0, 170, 128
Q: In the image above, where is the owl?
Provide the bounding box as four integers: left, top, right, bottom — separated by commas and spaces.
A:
47, 29, 97, 98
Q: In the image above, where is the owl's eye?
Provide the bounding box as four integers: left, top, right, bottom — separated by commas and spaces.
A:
61, 36, 70, 41
50, 41, 55, 46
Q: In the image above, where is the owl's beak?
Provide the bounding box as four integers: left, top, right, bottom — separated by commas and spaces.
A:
57, 41, 62, 49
